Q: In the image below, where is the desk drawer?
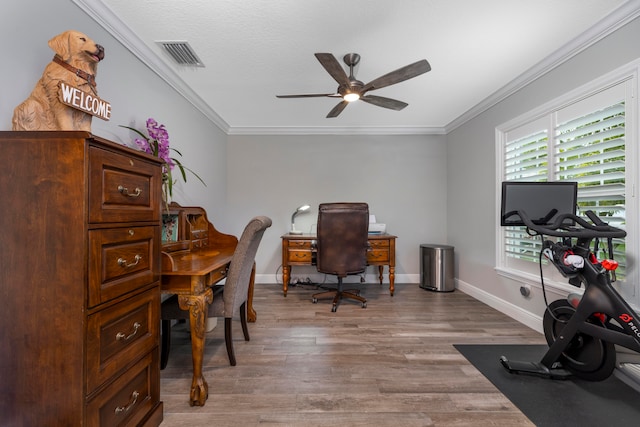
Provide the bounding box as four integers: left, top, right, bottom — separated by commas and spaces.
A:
367, 248, 390, 263
86, 350, 160, 427
369, 239, 390, 248
190, 238, 208, 250
287, 240, 312, 249
288, 249, 313, 263
89, 226, 159, 307
89, 146, 161, 223
286, 240, 313, 264
87, 287, 159, 393
207, 265, 228, 284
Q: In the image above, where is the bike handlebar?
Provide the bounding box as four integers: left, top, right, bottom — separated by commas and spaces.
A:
514, 210, 627, 239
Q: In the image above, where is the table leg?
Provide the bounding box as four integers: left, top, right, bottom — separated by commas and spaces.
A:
247, 263, 257, 322
389, 266, 395, 296
377, 266, 384, 285
282, 265, 290, 296
178, 288, 213, 406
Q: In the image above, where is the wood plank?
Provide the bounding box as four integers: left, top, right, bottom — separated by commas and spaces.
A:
160, 283, 542, 426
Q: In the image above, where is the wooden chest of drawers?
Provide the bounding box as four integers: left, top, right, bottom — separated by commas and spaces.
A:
0, 132, 163, 426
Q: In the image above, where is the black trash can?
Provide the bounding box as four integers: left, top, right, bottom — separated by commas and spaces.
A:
420, 244, 455, 292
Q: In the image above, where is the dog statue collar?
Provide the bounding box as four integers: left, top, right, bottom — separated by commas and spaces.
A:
52, 55, 96, 88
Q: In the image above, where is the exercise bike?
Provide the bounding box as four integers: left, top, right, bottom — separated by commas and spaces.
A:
499, 208, 640, 388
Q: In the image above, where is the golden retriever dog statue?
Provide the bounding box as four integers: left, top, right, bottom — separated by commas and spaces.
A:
12, 30, 105, 131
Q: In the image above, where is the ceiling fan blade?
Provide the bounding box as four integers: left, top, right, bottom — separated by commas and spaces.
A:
360, 95, 408, 111
315, 53, 351, 87
276, 93, 340, 98
362, 59, 431, 92
327, 100, 348, 118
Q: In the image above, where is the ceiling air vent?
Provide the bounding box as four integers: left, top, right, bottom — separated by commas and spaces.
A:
157, 41, 204, 67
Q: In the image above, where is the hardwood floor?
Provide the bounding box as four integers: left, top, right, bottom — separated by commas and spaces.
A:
160, 282, 544, 426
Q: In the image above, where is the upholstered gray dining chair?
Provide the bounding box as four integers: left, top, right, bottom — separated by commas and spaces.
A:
312, 202, 369, 312
161, 215, 272, 369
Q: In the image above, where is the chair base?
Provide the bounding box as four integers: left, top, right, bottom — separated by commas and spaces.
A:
312, 278, 367, 312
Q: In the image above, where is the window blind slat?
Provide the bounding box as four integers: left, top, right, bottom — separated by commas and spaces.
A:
557, 159, 625, 176
506, 138, 547, 154
576, 183, 625, 198
557, 132, 624, 152
505, 170, 548, 181
556, 103, 625, 134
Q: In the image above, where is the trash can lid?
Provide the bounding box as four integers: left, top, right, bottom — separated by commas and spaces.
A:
420, 243, 454, 250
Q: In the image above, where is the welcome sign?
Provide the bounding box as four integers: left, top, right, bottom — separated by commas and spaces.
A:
58, 81, 111, 121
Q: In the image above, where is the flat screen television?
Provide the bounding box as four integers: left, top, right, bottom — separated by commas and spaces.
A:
500, 181, 578, 226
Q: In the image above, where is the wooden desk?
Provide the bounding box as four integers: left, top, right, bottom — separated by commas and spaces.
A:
160, 204, 256, 406
281, 233, 397, 296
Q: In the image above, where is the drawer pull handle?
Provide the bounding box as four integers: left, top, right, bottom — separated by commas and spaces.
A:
114, 390, 139, 414
117, 185, 142, 198
118, 254, 142, 268
116, 322, 141, 341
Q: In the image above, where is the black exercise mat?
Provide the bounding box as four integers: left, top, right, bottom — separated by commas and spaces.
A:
454, 344, 640, 426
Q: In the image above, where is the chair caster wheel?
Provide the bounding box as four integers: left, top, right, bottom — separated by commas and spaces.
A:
312, 298, 318, 304
331, 305, 337, 312
362, 302, 367, 308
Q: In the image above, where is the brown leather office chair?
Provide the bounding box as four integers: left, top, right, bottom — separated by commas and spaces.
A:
312, 202, 369, 312
160, 216, 272, 369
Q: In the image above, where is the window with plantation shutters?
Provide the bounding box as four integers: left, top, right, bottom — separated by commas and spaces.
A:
557, 98, 627, 277
496, 72, 637, 304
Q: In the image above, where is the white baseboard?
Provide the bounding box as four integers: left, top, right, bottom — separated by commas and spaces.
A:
455, 278, 543, 334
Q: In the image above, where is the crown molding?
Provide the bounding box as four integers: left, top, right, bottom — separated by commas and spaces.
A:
227, 126, 447, 136
444, 0, 640, 133
74, 0, 640, 137
71, 0, 231, 133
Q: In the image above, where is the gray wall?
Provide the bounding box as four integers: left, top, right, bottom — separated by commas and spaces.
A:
3, 1, 640, 329
447, 16, 640, 330
0, 0, 229, 228
0, 0, 448, 287
226, 133, 448, 284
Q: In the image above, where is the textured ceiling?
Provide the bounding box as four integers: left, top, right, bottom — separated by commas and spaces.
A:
77, 0, 634, 134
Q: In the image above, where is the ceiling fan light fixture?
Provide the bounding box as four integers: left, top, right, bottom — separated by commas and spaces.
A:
277, 53, 431, 117
343, 92, 360, 102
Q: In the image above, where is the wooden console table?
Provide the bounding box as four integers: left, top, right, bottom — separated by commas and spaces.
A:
281, 233, 397, 296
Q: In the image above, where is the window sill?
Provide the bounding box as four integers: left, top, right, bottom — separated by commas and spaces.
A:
495, 266, 583, 296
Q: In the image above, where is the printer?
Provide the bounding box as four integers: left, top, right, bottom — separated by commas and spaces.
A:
368, 214, 386, 234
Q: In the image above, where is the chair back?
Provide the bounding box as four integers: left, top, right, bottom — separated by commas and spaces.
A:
222, 216, 272, 316
316, 203, 369, 277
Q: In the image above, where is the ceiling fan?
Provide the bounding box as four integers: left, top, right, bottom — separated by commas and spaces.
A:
276, 53, 431, 118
